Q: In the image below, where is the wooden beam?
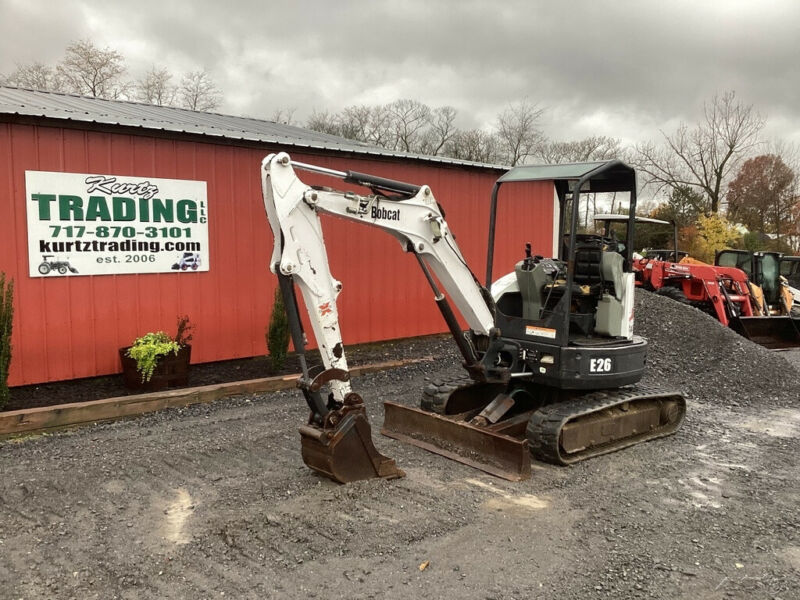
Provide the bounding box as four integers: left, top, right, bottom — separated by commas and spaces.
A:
0, 358, 429, 437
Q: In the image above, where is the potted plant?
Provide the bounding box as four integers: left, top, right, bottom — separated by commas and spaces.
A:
120, 316, 193, 391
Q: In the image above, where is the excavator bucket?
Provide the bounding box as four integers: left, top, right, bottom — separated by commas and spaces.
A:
381, 401, 531, 481
730, 315, 800, 349
299, 407, 405, 484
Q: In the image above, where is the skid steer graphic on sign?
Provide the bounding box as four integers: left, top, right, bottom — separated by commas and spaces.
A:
171, 252, 201, 271
37, 255, 79, 275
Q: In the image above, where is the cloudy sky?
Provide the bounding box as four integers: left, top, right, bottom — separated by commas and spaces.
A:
1, 0, 799, 147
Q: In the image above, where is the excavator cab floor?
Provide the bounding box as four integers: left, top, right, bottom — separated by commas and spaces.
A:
300, 409, 405, 484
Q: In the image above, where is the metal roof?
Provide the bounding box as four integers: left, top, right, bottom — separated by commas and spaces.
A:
594, 214, 671, 226
496, 160, 637, 183
0, 86, 504, 171
496, 159, 636, 195
497, 161, 610, 183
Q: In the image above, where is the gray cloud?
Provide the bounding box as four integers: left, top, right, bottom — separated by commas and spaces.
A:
1, 0, 798, 145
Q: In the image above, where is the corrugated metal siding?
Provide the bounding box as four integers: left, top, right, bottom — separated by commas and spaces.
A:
0, 122, 554, 386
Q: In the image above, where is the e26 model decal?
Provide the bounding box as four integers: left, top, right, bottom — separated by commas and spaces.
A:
589, 357, 613, 373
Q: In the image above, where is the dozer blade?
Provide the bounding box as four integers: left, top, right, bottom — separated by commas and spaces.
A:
299, 408, 405, 484
381, 401, 531, 481
730, 315, 800, 350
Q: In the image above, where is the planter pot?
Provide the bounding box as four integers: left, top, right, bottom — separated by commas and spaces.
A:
119, 345, 192, 392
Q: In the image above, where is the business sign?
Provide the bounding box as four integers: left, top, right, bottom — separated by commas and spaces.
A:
25, 171, 209, 277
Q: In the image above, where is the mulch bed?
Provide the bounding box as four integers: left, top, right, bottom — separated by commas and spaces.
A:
5, 335, 448, 411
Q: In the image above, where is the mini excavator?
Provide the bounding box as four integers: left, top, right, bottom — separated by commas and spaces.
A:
262, 152, 685, 483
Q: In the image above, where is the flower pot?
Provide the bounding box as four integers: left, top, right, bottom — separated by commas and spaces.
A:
119, 345, 192, 392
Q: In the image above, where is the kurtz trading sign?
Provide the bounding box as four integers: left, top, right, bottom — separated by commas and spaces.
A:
25, 171, 209, 277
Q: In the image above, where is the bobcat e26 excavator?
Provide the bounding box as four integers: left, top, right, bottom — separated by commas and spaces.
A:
262, 152, 685, 483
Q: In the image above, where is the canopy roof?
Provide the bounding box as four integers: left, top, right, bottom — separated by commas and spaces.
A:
497, 160, 636, 193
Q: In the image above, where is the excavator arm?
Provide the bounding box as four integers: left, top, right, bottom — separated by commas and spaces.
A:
261, 152, 496, 482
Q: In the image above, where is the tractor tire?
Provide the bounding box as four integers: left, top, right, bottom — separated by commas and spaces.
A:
655, 286, 689, 304
58, 266, 68, 274
38, 263, 50, 275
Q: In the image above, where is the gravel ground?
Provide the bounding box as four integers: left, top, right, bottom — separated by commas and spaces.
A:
1, 290, 798, 599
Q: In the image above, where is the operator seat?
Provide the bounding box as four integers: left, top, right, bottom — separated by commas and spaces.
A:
572, 241, 604, 288
595, 251, 626, 336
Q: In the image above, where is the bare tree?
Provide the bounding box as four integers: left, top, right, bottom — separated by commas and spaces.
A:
338, 105, 393, 146
419, 106, 458, 156
308, 102, 454, 154
306, 109, 341, 136
635, 91, 765, 213
270, 107, 297, 126
387, 99, 431, 152
444, 129, 500, 164
536, 136, 625, 164
2, 61, 62, 91
495, 99, 545, 166
56, 39, 130, 99
136, 66, 176, 106
178, 70, 222, 111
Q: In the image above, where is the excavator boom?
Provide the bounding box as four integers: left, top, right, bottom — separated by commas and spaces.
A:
262, 152, 497, 482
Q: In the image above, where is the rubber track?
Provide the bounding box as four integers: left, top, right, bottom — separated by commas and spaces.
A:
526, 385, 686, 465
420, 377, 475, 414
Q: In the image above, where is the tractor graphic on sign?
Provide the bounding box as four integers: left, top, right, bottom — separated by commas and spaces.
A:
38, 255, 79, 275
171, 252, 201, 271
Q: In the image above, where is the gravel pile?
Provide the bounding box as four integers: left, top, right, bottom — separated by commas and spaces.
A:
635, 288, 800, 406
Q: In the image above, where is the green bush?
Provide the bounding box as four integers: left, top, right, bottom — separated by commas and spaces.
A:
0, 273, 13, 409
126, 331, 181, 383
174, 315, 194, 346
267, 287, 290, 372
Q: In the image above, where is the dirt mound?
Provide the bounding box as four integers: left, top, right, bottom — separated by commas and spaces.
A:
635, 288, 799, 404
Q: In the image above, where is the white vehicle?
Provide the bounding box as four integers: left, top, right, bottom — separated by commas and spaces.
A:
171, 252, 201, 270
262, 152, 685, 483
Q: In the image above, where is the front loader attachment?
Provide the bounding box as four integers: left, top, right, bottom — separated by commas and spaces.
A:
730, 315, 800, 349
300, 395, 405, 484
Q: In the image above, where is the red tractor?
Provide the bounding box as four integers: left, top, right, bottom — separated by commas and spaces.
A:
594, 214, 800, 349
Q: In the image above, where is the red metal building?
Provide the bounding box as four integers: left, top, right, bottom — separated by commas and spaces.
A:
0, 87, 556, 386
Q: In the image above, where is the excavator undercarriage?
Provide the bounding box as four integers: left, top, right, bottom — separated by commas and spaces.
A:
383, 381, 685, 480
